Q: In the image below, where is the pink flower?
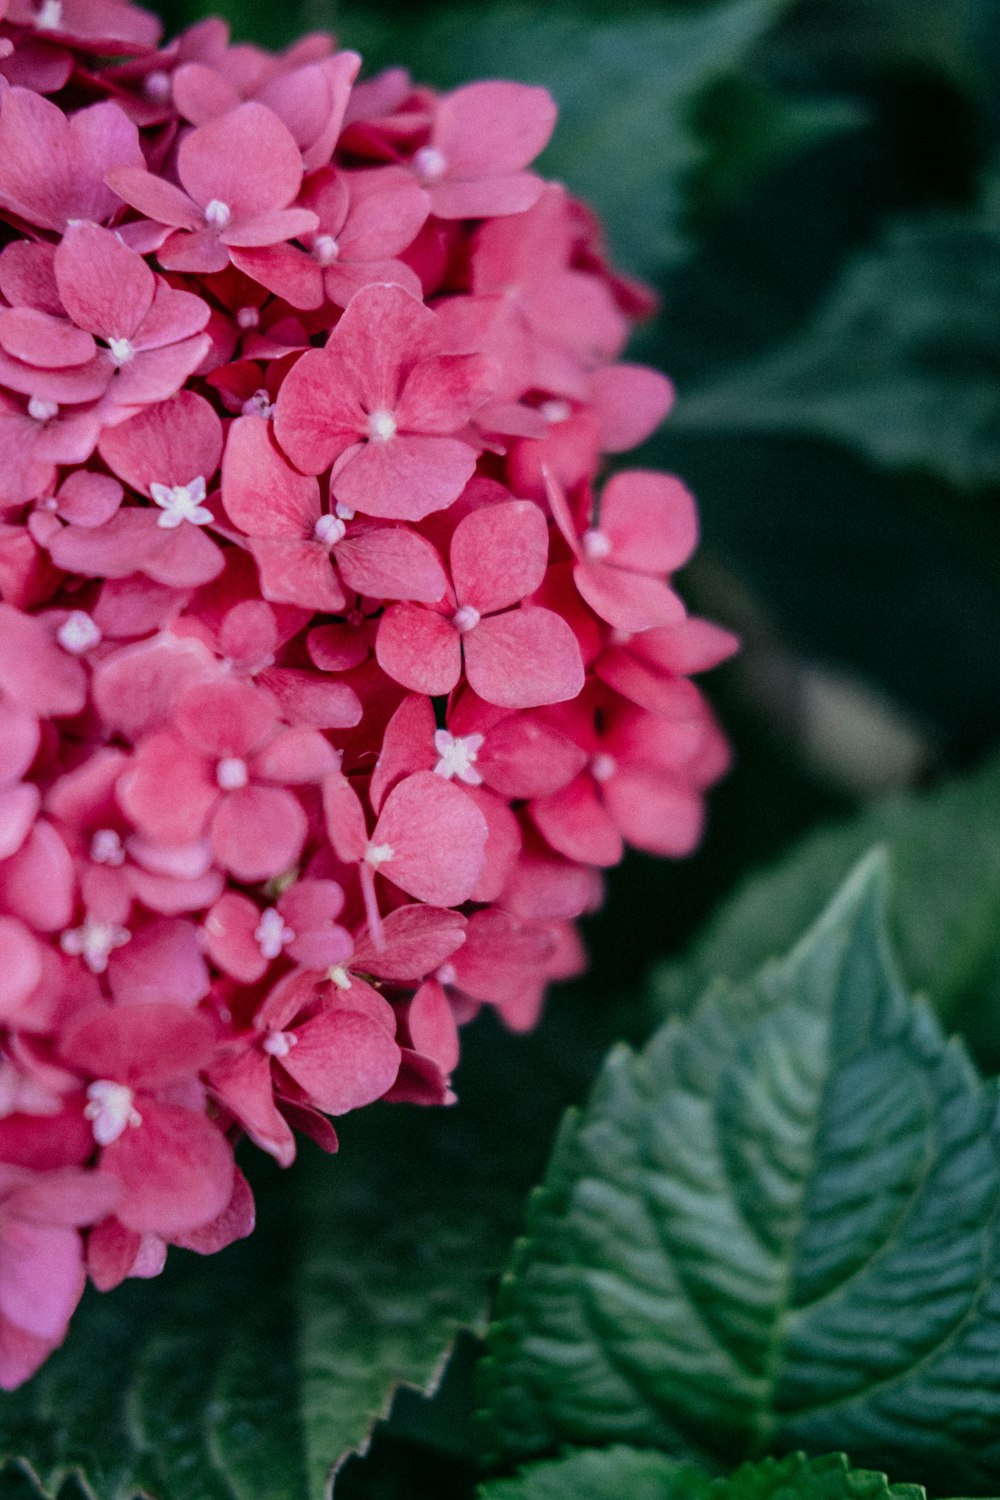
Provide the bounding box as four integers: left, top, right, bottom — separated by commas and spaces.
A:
274, 282, 493, 520
0, 88, 143, 231
106, 102, 319, 273
411, 81, 556, 218
376, 498, 584, 708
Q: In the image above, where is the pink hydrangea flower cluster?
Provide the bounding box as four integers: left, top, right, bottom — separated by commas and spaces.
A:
0, 0, 738, 1387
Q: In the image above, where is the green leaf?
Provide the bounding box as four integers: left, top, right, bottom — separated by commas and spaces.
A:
479, 853, 1000, 1492
0, 1014, 578, 1500
670, 192, 1000, 487
479, 1449, 932, 1500
335, 0, 796, 278
652, 749, 1000, 1056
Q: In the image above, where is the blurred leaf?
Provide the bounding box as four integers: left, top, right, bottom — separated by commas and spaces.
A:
334, 0, 797, 278
479, 1450, 932, 1500
652, 749, 1000, 1053
670, 192, 1000, 487
0, 1012, 593, 1500
479, 855, 1000, 1492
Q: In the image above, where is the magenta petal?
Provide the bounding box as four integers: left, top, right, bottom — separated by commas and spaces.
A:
334, 434, 477, 522
450, 499, 548, 615
463, 607, 584, 709
280, 1008, 400, 1115
105, 1100, 234, 1237
372, 772, 488, 907
211, 784, 307, 882
375, 604, 460, 696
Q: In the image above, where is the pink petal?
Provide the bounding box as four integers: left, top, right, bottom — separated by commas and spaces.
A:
0, 918, 43, 1022
602, 766, 705, 857
0, 1217, 83, 1340
0, 821, 74, 932
257, 667, 362, 730
0, 307, 95, 369
433, 82, 556, 177
599, 471, 699, 574
60, 1002, 216, 1090
0, 604, 86, 717
178, 102, 305, 220
368, 693, 436, 813
591, 364, 674, 452
574, 562, 686, 633
105, 166, 201, 229
0, 92, 143, 231
375, 604, 460, 696
107, 335, 212, 408
209, 1049, 295, 1166
476, 714, 588, 798
202, 892, 269, 983
321, 770, 369, 863
55, 471, 123, 526
273, 347, 365, 477
0, 785, 40, 861
104, 1100, 234, 1237
463, 606, 584, 709
117, 732, 217, 844
337, 525, 448, 603
351, 905, 466, 981
54, 221, 154, 340
466, 786, 521, 902
251, 537, 346, 613
371, 771, 487, 907
407, 979, 459, 1073
280, 1008, 400, 1115
211, 784, 307, 881
98, 390, 223, 493
532, 773, 623, 867
252, 726, 340, 784
175, 677, 277, 759
107, 918, 210, 1007
222, 412, 321, 538
450, 499, 548, 615
395, 353, 493, 434
333, 433, 478, 522
428, 172, 544, 220
172, 1166, 255, 1253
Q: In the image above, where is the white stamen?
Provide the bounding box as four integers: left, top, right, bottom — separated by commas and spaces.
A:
312, 234, 340, 266
582, 527, 612, 561
34, 0, 62, 28
28, 396, 58, 424
90, 828, 125, 866
314, 513, 346, 546
539, 399, 572, 424
255, 906, 294, 960
143, 69, 172, 101
60, 916, 130, 974
610, 627, 633, 645
150, 475, 213, 529
436, 962, 457, 987
452, 603, 480, 634
216, 756, 249, 790
108, 336, 134, 366
204, 199, 232, 230
236, 306, 259, 329
84, 1080, 142, 1146
413, 146, 447, 182
328, 964, 352, 990
365, 842, 394, 868
57, 610, 101, 655
433, 729, 484, 785
366, 408, 397, 443
262, 1030, 297, 1058
334, 501, 355, 521
591, 752, 617, 783
241, 389, 275, 420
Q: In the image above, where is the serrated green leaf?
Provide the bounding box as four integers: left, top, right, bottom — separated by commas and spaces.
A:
671, 192, 1000, 486
0, 1014, 575, 1500
334, 0, 795, 278
479, 1449, 934, 1500
652, 749, 1000, 1058
479, 854, 1000, 1492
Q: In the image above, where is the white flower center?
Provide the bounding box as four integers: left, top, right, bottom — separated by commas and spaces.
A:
433, 729, 484, 785
539, 399, 572, 424
28, 396, 58, 423
335, 500, 355, 520
84, 1080, 142, 1146
60, 916, 130, 974
591, 752, 617, 783
150, 476, 212, 529
314, 513, 346, 546
328, 964, 352, 990
366, 408, 397, 443
313, 235, 340, 266
582, 527, 612, 561
255, 906, 294, 960
413, 146, 447, 182
57, 610, 101, 655
204, 199, 232, 230
436, 962, 457, 986
217, 756, 249, 790
108, 337, 134, 366
144, 69, 172, 101
452, 604, 480, 634
262, 1030, 297, 1058
242, 389, 275, 420
34, 0, 63, 28
90, 828, 125, 866
236, 306, 259, 329
365, 842, 394, 868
